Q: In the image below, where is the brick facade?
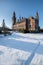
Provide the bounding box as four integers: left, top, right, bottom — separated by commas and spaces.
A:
12, 12, 39, 32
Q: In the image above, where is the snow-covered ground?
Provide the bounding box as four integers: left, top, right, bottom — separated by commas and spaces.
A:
0, 32, 43, 65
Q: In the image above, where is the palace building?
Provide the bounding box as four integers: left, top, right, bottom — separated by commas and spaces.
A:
12, 12, 40, 32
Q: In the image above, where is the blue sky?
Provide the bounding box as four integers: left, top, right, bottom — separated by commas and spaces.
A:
0, 0, 43, 28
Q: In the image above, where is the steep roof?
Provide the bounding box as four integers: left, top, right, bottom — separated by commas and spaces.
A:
15, 18, 28, 24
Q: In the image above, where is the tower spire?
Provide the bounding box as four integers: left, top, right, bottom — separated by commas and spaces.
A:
35, 12, 39, 21
12, 11, 16, 25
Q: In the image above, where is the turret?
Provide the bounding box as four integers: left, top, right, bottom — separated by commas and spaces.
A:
12, 11, 16, 25
35, 12, 39, 31
2, 19, 6, 32
2, 19, 5, 29
35, 12, 39, 21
